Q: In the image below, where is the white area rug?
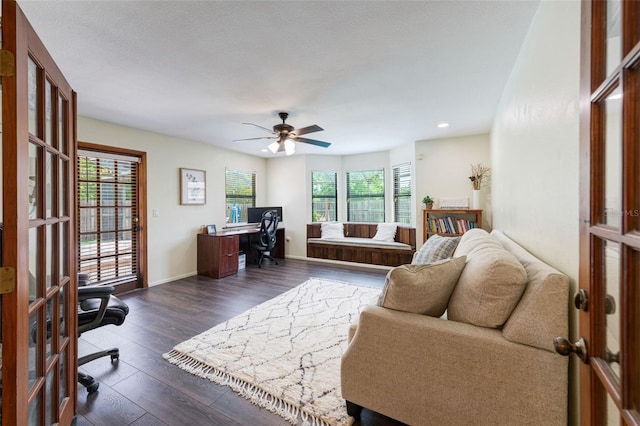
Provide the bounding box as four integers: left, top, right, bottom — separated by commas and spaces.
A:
163, 278, 379, 426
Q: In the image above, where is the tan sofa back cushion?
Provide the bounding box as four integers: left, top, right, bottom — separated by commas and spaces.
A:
492, 230, 569, 351
448, 229, 527, 328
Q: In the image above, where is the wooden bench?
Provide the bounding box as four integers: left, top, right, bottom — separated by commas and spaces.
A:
306, 223, 416, 267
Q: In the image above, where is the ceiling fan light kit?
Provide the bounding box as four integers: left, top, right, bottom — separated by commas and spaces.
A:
234, 112, 331, 155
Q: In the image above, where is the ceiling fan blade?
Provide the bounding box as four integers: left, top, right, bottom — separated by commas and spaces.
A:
293, 124, 323, 136
232, 136, 277, 142
242, 122, 275, 134
294, 137, 331, 148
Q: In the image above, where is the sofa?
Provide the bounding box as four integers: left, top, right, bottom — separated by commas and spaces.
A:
341, 229, 569, 425
306, 222, 416, 267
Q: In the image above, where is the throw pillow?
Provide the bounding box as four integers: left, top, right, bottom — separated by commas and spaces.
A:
412, 235, 461, 264
320, 222, 344, 239
377, 256, 467, 317
373, 223, 397, 242
447, 244, 528, 328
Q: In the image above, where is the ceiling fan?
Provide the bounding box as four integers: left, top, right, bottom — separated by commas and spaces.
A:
233, 112, 331, 155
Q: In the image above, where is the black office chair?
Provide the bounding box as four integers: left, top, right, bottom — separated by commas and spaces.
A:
251, 210, 280, 268
77, 274, 129, 393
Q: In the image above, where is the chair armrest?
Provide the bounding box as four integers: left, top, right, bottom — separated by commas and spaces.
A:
78, 285, 115, 334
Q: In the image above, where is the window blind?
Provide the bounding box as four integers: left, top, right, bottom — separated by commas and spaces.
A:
393, 162, 412, 224
346, 169, 385, 222
225, 168, 256, 223
311, 171, 337, 222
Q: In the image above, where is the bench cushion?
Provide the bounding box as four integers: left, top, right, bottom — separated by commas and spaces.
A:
307, 237, 412, 250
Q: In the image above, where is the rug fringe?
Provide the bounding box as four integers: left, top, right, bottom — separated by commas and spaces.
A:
163, 350, 349, 426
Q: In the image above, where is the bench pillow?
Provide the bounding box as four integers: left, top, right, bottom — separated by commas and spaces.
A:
373, 223, 397, 242
412, 235, 461, 265
320, 222, 344, 239
378, 256, 467, 317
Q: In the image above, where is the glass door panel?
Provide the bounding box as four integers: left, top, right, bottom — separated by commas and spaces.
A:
603, 87, 622, 228
606, 0, 621, 77
604, 240, 620, 378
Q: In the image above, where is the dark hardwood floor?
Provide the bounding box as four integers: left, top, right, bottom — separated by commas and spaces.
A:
75, 258, 406, 426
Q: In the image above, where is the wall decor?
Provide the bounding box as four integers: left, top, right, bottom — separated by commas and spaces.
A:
180, 168, 206, 205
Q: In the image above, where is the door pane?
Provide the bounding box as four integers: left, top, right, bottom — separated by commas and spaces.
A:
29, 227, 39, 299
28, 310, 39, 389
46, 151, 53, 218
46, 225, 53, 290
605, 240, 621, 378
28, 56, 38, 135
58, 95, 66, 154
29, 142, 39, 219
45, 79, 52, 146
59, 158, 67, 217
603, 87, 622, 228
28, 393, 42, 425
607, 391, 621, 425
606, 0, 621, 77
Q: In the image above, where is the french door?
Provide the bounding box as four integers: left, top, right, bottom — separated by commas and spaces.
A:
77, 143, 147, 292
1, 1, 77, 424
577, 0, 640, 424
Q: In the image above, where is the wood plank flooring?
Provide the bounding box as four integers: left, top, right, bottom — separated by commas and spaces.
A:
75, 258, 406, 426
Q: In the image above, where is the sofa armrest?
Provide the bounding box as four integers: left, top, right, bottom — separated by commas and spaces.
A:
341, 305, 567, 426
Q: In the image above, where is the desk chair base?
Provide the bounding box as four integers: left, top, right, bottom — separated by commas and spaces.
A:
256, 253, 278, 268
78, 348, 120, 394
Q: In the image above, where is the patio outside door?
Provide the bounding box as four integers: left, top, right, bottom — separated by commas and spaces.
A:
1, 1, 77, 424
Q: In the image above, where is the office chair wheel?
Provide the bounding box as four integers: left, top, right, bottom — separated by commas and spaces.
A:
79, 372, 99, 394
86, 382, 99, 394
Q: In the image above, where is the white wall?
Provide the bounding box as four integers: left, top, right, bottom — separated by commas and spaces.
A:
415, 134, 491, 245
265, 155, 307, 257
490, 0, 580, 423
78, 116, 267, 286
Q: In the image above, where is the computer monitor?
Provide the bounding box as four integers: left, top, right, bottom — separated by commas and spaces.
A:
247, 207, 283, 224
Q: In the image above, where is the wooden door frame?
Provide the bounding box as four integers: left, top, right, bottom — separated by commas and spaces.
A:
77, 141, 148, 292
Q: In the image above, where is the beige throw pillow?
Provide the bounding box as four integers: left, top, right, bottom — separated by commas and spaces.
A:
377, 256, 467, 317
447, 244, 528, 328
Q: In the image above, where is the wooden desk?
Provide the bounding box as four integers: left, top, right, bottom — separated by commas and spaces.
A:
197, 227, 285, 278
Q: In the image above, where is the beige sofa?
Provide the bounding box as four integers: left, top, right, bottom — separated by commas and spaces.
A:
341, 229, 569, 425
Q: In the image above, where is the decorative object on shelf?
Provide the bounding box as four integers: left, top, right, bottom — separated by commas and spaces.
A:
206, 224, 217, 235
469, 163, 491, 190
422, 195, 434, 210
469, 163, 490, 209
180, 168, 206, 205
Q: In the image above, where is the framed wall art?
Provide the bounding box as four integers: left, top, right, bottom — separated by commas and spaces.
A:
180, 168, 206, 205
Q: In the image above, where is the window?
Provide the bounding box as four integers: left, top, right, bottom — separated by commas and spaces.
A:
311, 171, 337, 222
393, 162, 412, 224
225, 168, 256, 223
347, 169, 385, 222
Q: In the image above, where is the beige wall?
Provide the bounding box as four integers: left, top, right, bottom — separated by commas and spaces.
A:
78, 116, 267, 286
415, 134, 491, 245
490, 0, 580, 423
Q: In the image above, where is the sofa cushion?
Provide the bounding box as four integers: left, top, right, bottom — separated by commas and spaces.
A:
373, 223, 397, 242
412, 235, 461, 265
492, 230, 569, 351
320, 222, 344, 239
377, 256, 466, 317
448, 230, 528, 328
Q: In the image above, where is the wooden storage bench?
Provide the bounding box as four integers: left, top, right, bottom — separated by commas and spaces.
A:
306, 223, 416, 267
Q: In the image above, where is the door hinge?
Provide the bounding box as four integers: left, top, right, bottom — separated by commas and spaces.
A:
0, 49, 15, 77
0, 266, 16, 294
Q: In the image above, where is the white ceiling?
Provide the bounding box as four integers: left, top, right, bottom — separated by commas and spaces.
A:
18, 0, 539, 157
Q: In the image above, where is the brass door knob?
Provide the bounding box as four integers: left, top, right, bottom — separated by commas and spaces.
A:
554, 336, 588, 363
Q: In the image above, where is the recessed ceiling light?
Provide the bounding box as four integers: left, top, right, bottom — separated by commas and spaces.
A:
437, 122, 449, 128
261, 148, 269, 152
